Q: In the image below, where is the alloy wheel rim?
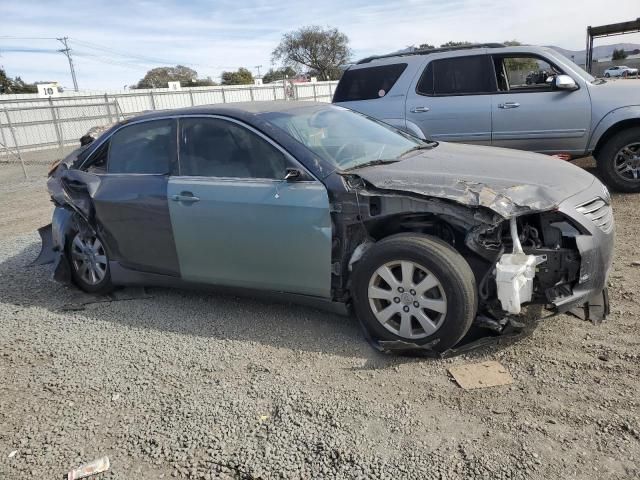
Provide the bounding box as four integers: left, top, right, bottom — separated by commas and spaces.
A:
614, 142, 640, 181
368, 260, 447, 340
70, 233, 108, 285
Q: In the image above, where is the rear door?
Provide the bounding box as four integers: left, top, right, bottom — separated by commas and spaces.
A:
168, 116, 332, 297
84, 118, 181, 276
332, 62, 410, 132
490, 54, 591, 154
405, 54, 495, 144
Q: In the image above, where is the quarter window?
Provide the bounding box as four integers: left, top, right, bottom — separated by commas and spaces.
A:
417, 55, 495, 96
108, 119, 175, 174
179, 118, 289, 179
333, 63, 408, 102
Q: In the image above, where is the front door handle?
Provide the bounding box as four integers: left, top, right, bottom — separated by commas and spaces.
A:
171, 192, 200, 203
498, 102, 520, 109
410, 106, 430, 113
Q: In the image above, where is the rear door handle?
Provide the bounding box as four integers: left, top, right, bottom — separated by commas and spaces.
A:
410, 106, 430, 113
171, 192, 200, 203
498, 102, 520, 109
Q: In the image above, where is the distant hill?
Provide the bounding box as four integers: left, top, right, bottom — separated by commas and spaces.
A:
548, 43, 640, 64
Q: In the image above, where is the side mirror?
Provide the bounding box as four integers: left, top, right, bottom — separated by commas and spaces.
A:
284, 168, 302, 182
552, 75, 578, 91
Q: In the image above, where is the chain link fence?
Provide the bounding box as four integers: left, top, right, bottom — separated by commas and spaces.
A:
0, 81, 338, 173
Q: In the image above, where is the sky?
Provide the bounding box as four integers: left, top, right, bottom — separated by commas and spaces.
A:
1, 0, 640, 91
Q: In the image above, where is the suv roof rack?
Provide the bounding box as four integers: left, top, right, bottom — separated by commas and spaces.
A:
356, 43, 507, 64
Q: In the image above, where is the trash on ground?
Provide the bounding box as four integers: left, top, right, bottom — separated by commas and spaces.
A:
8, 450, 17, 458
448, 361, 514, 390
66, 456, 110, 480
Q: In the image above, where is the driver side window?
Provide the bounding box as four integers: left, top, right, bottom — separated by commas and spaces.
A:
178, 117, 289, 179
493, 55, 562, 92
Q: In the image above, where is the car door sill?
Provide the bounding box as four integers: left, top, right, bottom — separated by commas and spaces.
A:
109, 262, 349, 316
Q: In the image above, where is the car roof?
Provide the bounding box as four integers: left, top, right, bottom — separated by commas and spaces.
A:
120, 101, 328, 123
349, 45, 559, 69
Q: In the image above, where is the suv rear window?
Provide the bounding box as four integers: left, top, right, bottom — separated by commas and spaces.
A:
417, 55, 495, 96
333, 63, 407, 102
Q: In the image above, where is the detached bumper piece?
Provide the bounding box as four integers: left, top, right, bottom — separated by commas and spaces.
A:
568, 288, 610, 324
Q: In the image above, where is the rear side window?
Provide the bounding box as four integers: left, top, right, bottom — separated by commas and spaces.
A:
417, 55, 495, 96
333, 63, 407, 102
108, 119, 175, 174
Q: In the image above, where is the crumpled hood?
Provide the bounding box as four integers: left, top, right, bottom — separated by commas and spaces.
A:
350, 142, 597, 218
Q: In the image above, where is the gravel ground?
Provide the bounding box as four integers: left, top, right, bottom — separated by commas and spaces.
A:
0, 162, 638, 479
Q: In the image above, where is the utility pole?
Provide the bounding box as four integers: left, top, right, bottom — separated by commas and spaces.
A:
57, 36, 78, 92
254, 65, 262, 78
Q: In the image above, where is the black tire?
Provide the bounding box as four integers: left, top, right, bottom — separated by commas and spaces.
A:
604, 73, 610, 78
596, 127, 640, 193
351, 233, 477, 352
66, 229, 114, 295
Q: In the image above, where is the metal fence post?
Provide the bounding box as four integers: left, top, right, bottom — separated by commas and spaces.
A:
149, 91, 156, 110
221, 88, 226, 104
5, 109, 27, 178
249, 86, 254, 101
49, 98, 65, 161
312, 84, 317, 101
0, 110, 9, 161
189, 89, 195, 106
272, 85, 277, 100
104, 93, 114, 123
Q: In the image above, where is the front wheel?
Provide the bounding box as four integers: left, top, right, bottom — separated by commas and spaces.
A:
66, 230, 114, 294
596, 127, 640, 192
604, 73, 610, 78
351, 234, 477, 352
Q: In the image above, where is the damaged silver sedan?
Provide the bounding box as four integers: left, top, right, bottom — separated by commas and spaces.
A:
41, 102, 614, 353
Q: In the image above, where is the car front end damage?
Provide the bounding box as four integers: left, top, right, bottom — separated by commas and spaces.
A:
335, 163, 614, 345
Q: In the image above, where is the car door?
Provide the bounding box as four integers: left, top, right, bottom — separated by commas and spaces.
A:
168, 116, 332, 297
490, 54, 591, 155
83, 118, 181, 276
405, 54, 495, 144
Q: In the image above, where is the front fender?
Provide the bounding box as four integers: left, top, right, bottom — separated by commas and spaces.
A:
588, 105, 640, 151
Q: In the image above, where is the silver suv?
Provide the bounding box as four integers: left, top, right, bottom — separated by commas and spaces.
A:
333, 44, 640, 192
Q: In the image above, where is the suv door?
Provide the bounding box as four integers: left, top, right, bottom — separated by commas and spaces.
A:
405, 54, 495, 144
490, 54, 591, 154
168, 116, 332, 297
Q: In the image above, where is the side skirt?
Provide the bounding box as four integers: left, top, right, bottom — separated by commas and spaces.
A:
109, 262, 350, 316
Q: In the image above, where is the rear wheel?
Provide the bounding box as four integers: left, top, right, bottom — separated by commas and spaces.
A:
67, 230, 114, 294
351, 234, 477, 352
596, 127, 640, 192
604, 72, 610, 78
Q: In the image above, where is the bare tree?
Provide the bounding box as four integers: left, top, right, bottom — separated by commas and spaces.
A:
272, 26, 351, 81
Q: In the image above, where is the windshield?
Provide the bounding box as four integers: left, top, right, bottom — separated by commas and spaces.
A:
261, 105, 431, 170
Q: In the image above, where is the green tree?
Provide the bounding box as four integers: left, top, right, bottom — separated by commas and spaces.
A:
503, 40, 524, 46
440, 41, 473, 48
418, 43, 435, 50
612, 48, 628, 60
272, 26, 351, 81
262, 66, 298, 83
220, 68, 254, 85
0, 68, 37, 94
135, 65, 199, 89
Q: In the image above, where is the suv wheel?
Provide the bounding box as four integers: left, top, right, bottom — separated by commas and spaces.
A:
351, 234, 477, 352
67, 229, 114, 294
596, 127, 640, 193
604, 72, 610, 78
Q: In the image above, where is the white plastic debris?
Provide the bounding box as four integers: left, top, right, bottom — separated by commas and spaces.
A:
8, 450, 17, 458
496, 218, 545, 314
67, 456, 110, 480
